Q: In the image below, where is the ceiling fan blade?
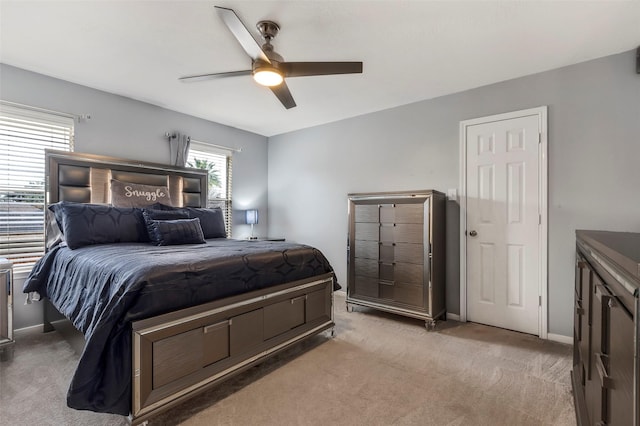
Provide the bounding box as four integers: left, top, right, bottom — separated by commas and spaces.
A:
215, 6, 270, 64
179, 70, 252, 83
281, 62, 363, 78
270, 82, 297, 109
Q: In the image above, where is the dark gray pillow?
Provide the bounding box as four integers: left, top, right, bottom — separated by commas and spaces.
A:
183, 207, 226, 238
144, 205, 226, 239
110, 179, 172, 208
145, 218, 206, 246
142, 209, 190, 240
48, 201, 146, 249
141, 208, 189, 222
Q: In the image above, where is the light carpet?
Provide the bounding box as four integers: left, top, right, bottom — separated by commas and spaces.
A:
0, 293, 575, 425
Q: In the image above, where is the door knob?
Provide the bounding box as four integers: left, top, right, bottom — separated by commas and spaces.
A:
469, 230, 478, 237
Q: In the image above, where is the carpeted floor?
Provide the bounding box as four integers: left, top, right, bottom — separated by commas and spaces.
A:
0, 293, 575, 425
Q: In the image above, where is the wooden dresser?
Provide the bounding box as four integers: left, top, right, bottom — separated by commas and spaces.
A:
573, 230, 639, 425
346, 190, 445, 329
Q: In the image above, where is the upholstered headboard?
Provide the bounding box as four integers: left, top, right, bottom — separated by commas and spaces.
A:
45, 150, 208, 208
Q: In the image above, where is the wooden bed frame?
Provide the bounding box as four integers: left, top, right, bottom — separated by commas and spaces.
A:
42, 150, 335, 425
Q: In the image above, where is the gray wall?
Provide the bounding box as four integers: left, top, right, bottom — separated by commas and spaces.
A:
0, 64, 269, 329
267, 49, 640, 337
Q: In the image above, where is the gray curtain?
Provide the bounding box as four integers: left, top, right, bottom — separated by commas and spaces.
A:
169, 133, 190, 167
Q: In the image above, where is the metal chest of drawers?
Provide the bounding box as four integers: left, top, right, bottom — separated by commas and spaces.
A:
346, 190, 446, 329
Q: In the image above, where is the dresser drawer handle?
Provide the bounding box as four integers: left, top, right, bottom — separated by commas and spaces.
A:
595, 353, 614, 389
575, 306, 585, 316
577, 260, 587, 269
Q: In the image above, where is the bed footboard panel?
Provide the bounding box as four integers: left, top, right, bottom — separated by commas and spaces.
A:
131, 273, 334, 423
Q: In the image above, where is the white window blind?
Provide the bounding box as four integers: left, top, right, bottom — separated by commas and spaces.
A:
0, 103, 74, 272
186, 141, 233, 236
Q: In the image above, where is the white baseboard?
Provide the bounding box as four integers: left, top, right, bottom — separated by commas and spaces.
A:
547, 333, 572, 345
14, 323, 44, 335
446, 313, 461, 321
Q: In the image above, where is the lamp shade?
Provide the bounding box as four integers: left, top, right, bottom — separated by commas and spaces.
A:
245, 209, 259, 225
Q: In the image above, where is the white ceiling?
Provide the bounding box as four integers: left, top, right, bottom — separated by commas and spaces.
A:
1, 1, 639, 137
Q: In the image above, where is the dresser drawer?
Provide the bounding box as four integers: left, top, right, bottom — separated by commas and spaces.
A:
380, 224, 423, 244
394, 243, 424, 265
393, 282, 424, 307
377, 281, 424, 308
354, 204, 379, 223
379, 243, 424, 265
354, 240, 378, 260
354, 258, 378, 278
378, 262, 423, 284
355, 223, 379, 241
379, 203, 423, 224
354, 277, 379, 298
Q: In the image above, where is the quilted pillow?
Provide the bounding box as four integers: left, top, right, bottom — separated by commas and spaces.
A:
141, 208, 189, 222
110, 179, 172, 208
145, 217, 206, 246
144, 205, 226, 239
183, 207, 226, 239
48, 201, 146, 249
141, 208, 190, 241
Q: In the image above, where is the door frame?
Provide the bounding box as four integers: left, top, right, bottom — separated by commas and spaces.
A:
458, 106, 548, 338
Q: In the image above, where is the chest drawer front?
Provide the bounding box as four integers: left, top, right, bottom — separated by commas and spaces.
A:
354, 204, 379, 223
379, 204, 424, 224
379, 244, 425, 265
354, 276, 379, 298
378, 262, 423, 284
355, 223, 379, 241
394, 224, 423, 244
355, 240, 379, 260
394, 243, 424, 265
379, 224, 423, 244
354, 258, 378, 278
394, 204, 424, 224
395, 262, 424, 284
393, 282, 424, 308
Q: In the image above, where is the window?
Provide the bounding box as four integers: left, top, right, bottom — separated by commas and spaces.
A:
186, 141, 233, 236
0, 103, 74, 272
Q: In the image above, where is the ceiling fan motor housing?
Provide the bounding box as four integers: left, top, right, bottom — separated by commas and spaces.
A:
256, 20, 280, 42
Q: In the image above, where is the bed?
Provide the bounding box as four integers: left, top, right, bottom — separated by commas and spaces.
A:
23, 150, 336, 425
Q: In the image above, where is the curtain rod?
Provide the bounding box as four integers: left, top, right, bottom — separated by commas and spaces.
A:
165, 132, 242, 153
0, 100, 91, 122
191, 139, 242, 153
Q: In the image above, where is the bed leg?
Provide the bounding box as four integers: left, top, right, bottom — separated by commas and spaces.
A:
329, 327, 336, 338
346, 303, 355, 313
43, 299, 57, 332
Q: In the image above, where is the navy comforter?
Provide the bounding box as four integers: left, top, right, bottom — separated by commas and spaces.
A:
23, 239, 335, 415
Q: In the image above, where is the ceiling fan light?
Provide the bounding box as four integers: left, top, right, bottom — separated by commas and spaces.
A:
253, 68, 283, 86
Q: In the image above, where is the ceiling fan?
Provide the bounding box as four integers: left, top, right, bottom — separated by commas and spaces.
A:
179, 6, 363, 109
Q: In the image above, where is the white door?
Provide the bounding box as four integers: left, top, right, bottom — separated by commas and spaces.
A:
464, 110, 544, 335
